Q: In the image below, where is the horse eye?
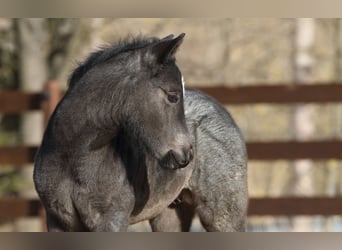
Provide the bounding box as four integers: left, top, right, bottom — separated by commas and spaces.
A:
167, 93, 179, 104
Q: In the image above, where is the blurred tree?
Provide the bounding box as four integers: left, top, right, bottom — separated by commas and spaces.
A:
14, 18, 49, 231
0, 18, 101, 231
290, 18, 315, 232
11, 18, 86, 231
0, 19, 18, 91
0, 19, 20, 147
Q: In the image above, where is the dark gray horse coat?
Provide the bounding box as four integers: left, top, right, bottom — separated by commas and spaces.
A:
33, 34, 248, 232
149, 89, 248, 232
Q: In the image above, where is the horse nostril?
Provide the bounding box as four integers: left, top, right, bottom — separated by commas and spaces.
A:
169, 145, 193, 168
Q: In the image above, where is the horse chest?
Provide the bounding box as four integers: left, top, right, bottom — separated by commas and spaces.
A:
129, 164, 194, 224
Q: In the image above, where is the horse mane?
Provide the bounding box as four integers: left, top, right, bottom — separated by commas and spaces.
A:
68, 35, 160, 88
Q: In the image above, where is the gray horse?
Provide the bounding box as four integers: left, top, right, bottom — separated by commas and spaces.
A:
149, 88, 248, 232
33, 33, 248, 232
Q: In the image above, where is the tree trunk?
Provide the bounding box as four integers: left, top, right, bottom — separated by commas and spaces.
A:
325, 18, 342, 232
290, 18, 315, 232
14, 18, 49, 232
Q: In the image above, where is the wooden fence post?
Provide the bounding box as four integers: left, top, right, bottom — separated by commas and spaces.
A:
41, 81, 61, 127
39, 80, 61, 232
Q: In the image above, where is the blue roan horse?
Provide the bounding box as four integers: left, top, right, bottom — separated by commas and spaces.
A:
33, 33, 248, 232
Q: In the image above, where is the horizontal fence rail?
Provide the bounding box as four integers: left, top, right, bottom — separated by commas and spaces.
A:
2, 140, 342, 165
247, 140, 342, 160
0, 92, 42, 113
0, 146, 37, 165
196, 83, 342, 104
2, 197, 342, 220
248, 197, 342, 216
0, 198, 42, 220
2, 84, 342, 114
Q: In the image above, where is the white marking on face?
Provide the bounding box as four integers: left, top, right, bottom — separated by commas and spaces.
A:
181, 75, 185, 98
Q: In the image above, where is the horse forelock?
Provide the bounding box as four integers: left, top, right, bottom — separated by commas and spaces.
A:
68, 35, 162, 89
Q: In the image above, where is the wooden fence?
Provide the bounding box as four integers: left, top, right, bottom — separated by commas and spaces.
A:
1, 82, 342, 225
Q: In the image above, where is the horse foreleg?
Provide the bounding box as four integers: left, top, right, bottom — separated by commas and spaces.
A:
46, 212, 65, 232
93, 211, 130, 232
193, 179, 248, 232
149, 202, 195, 232
72, 187, 133, 232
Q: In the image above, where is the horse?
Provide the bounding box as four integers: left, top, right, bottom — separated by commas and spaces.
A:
33, 33, 248, 232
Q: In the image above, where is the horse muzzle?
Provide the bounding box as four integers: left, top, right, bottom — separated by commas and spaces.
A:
159, 145, 194, 170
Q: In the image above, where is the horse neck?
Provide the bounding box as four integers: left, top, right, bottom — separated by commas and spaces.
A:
47, 87, 121, 150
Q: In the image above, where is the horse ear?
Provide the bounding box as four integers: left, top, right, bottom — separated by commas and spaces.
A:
151, 33, 185, 63
161, 34, 175, 40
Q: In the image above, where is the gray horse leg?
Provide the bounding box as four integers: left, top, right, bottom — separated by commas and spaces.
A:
149, 207, 183, 232
192, 178, 248, 232
75, 203, 131, 232
93, 211, 130, 232
73, 204, 131, 232
149, 202, 195, 232
71, 187, 133, 232
46, 212, 65, 232
196, 201, 247, 232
